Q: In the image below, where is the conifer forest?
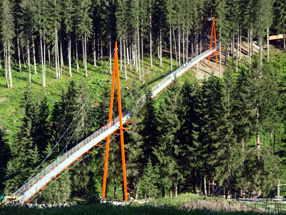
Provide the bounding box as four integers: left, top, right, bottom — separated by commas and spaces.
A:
2, 0, 286, 203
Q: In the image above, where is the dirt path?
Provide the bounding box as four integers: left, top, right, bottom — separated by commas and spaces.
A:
180, 199, 261, 212
193, 42, 260, 80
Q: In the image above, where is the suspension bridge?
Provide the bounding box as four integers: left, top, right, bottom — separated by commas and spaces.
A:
3, 17, 219, 205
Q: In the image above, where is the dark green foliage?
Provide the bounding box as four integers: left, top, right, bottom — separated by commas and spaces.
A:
154, 81, 181, 196
0, 126, 10, 193
177, 81, 200, 193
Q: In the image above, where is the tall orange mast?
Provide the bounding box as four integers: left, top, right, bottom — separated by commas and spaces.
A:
208, 17, 218, 69
102, 41, 128, 202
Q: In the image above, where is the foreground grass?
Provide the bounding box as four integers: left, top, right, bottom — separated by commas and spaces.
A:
0, 203, 282, 215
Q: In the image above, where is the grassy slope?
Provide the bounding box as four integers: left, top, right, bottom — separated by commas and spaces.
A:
0, 55, 195, 143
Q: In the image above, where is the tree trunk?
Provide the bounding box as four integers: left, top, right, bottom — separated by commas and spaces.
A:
170, 24, 172, 71
274, 131, 276, 153
193, 171, 197, 194
17, 35, 21, 72
267, 27, 269, 62
60, 39, 64, 71
173, 29, 177, 68
109, 35, 112, 75
124, 39, 127, 80
0, 55, 2, 69
93, 33, 96, 67
27, 39, 31, 83
236, 33, 239, 72
225, 45, 227, 65
137, 12, 141, 80
43, 30, 46, 87
127, 42, 130, 65
204, 176, 207, 196
238, 25, 242, 60
196, 32, 199, 70
114, 176, 117, 199
232, 34, 234, 68
84, 33, 88, 77
259, 35, 262, 68
40, 32, 44, 86
76, 37, 79, 73
270, 131, 273, 148
178, 24, 181, 66
182, 30, 185, 64
32, 36, 37, 74
207, 178, 210, 196
159, 28, 162, 67
186, 29, 189, 63
149, 8, 152, 68
248, 29, 250, 65
48, 47, 51, 69
68, 33, 72, 77
170, 186, 172, 198
141, 20, 144, 77
284, 38, 286, 52
101, 38, 103, 66
55, 27, 59, 79
120, 37, 122, 71
175, 184, 178, 197
8, 42, 12, 88
256, 91, 261, 161
135, 183, 138, 200
4, 49, 9, 88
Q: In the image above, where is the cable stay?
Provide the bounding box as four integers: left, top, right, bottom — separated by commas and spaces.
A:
5, 17, 218, 205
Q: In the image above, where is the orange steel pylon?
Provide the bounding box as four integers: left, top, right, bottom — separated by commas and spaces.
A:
208, 17, 218, 69
102, 41, 128, 202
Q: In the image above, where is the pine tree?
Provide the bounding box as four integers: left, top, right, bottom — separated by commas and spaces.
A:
214, 71, 241, 196
5, 88, 36, 193
33, 94, 51, 158
140, 158, 159, 198
197, 76, 226, 195
214, 0, 230, 76
51, 80, 81, 153
19, 0, 34, 83
75, 0, 92, 77
177, 80, 200, 193
0, 126, 10, 193
1, 0, 15, 88
153, 81, 181, 197
62, 0, 75, 77
256, 0, 274, 66
274, 0, 286, 51
140, 89, 159, 164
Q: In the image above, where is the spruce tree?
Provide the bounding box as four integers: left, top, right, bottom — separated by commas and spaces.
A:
140, 89, 159, 164
177, 80, 200, 193
1, 0, 15, 88
0, 127, 10, 193
153, 81, 181, 197
75, 0, 92, 77
33, 94, 51, 158
197, 76, 225, 195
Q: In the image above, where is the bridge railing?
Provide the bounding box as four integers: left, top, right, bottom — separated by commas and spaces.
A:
11, 110, 133, 200
150, 48, 215, 97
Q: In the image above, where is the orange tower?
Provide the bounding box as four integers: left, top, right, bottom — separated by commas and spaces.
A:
208, 17, 218, 69
102, 41, 128, 202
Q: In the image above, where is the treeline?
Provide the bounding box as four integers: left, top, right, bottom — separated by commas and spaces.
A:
1, 0, 286, 87
2, 57, 285, 202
